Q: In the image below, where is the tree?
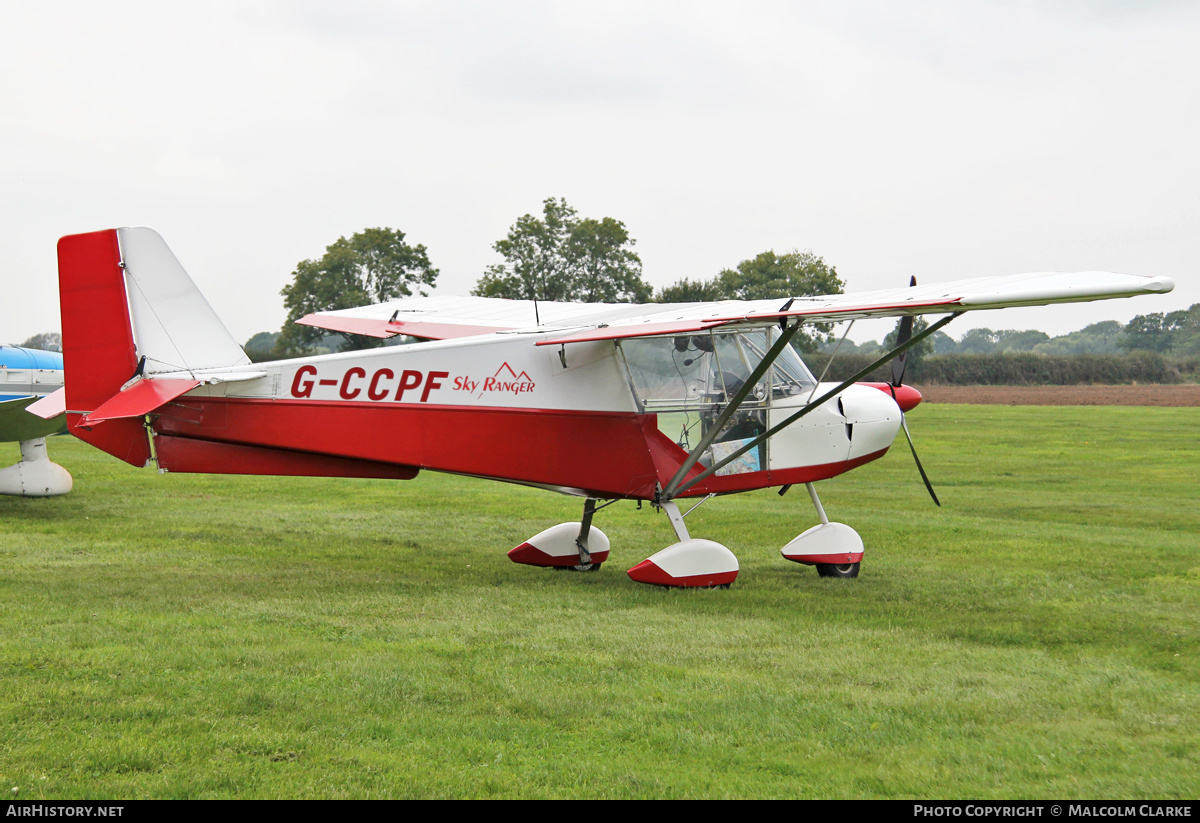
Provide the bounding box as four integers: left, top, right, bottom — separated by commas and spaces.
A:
957, 328, 999, 354
1166, 304, 1200, 356
1119, 305, 1200, 356
1033, 321, 1122, 355
1119, 313, 1171, 354
655, 277, 725, 303
19, 332, 61, 352
569, 217, 651, 302
243, 332, 279, 363
656, 249, 844, 352
714, 250, 843, 303
275, 228, 438, 356
473, 198, 651, 303
883, 316, 934, 368
994, 329, 1051, 352
930, 330, 957, 355
817, 337, 882, 355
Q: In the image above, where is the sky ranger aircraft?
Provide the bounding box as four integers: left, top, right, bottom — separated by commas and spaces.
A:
0, 344, 71, 497
33, 228, 1174, 587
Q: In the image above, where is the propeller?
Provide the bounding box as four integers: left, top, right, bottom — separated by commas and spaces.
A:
900, 415, 941, 507
891, 276, 917, 386
891, 276, 941, 507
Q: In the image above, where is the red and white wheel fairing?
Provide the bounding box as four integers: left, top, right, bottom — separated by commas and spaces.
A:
780, 522, 864, 565
627, 539, 739, 588
508, 522, 610, 567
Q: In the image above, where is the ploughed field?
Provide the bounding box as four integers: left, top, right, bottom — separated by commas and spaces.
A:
0, 405, 1196, 799
915, 383, 1200, 406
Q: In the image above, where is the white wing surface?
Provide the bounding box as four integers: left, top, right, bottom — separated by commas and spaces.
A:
298, 296, 674, 340
295, 272, 1174, 345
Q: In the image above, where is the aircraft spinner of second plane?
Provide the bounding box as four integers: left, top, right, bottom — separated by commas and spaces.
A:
31, 228, 1175, 587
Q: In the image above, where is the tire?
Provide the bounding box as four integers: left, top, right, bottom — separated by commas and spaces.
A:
555, 562, 602, 572
816, 562, 860, 578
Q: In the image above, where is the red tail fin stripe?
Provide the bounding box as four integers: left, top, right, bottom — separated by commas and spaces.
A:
57, 229, 151, 467
57, 230, 139, 412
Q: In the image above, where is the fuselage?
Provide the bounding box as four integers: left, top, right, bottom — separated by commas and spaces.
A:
148, 329, 905, 500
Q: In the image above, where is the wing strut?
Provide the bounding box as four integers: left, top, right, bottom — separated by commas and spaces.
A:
661, 321, 802, 498
662, 312, 962, 501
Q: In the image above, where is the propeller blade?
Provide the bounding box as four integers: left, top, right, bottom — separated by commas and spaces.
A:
891, 276, 918, 387
891, 316, 913, 387
901, 414, 941, 507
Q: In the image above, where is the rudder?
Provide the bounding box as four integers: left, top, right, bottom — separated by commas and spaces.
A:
58, 229, 150, 466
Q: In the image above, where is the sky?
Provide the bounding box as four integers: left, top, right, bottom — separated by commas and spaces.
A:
2, 0, 1196, 347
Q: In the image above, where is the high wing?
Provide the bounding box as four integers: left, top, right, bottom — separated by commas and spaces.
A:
535, 271, 1175, 345
297, 296, 661, 340
297, 272, 1173, 344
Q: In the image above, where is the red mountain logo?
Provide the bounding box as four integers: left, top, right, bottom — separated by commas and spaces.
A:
494, 362, 533, 382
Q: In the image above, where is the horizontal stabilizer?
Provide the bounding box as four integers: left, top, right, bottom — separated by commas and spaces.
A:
84, 378, 200, 425
25, 387, 66, 420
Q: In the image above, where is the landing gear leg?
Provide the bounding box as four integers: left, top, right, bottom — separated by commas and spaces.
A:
507, 499, 611, 570
571, 498, 602, 572
779, 482, 863, 577
807, 482, 829, 526
661, 500, 690, 542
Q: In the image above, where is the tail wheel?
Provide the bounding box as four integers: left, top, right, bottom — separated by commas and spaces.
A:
816, 562, 860, 578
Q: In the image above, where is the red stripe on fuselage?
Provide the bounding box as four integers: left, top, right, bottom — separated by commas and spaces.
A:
155, 434, 419, 479
151, 397, 889, 499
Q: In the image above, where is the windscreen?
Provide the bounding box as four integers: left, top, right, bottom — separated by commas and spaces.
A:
617, 327, 818, 475
618, 327, 816, 413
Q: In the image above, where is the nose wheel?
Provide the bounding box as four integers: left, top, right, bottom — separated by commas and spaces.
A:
816, 562, 860, 578
781, 483, 864, 577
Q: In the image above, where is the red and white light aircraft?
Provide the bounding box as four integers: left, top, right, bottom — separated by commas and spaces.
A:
35, 228, 1174, 587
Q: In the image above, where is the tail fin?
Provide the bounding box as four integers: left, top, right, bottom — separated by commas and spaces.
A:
57, 227, 249, 466
118, 227, 249, 376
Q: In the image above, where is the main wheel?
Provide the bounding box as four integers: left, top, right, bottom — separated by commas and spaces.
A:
816, 562, 860, 578
554, 562, 602, 572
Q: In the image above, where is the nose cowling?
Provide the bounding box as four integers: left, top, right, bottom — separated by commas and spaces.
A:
859, 382, 922, 412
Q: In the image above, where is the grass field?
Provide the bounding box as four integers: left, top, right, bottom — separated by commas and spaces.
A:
1, 405, 1196, 799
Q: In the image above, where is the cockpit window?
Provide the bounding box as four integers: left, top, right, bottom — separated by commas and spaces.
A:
617, 327, 819, 475
617, 326, 816, 413
747, 327, 819, 399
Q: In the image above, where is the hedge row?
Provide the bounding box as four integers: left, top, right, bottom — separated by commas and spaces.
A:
803, 351, 1189, 385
